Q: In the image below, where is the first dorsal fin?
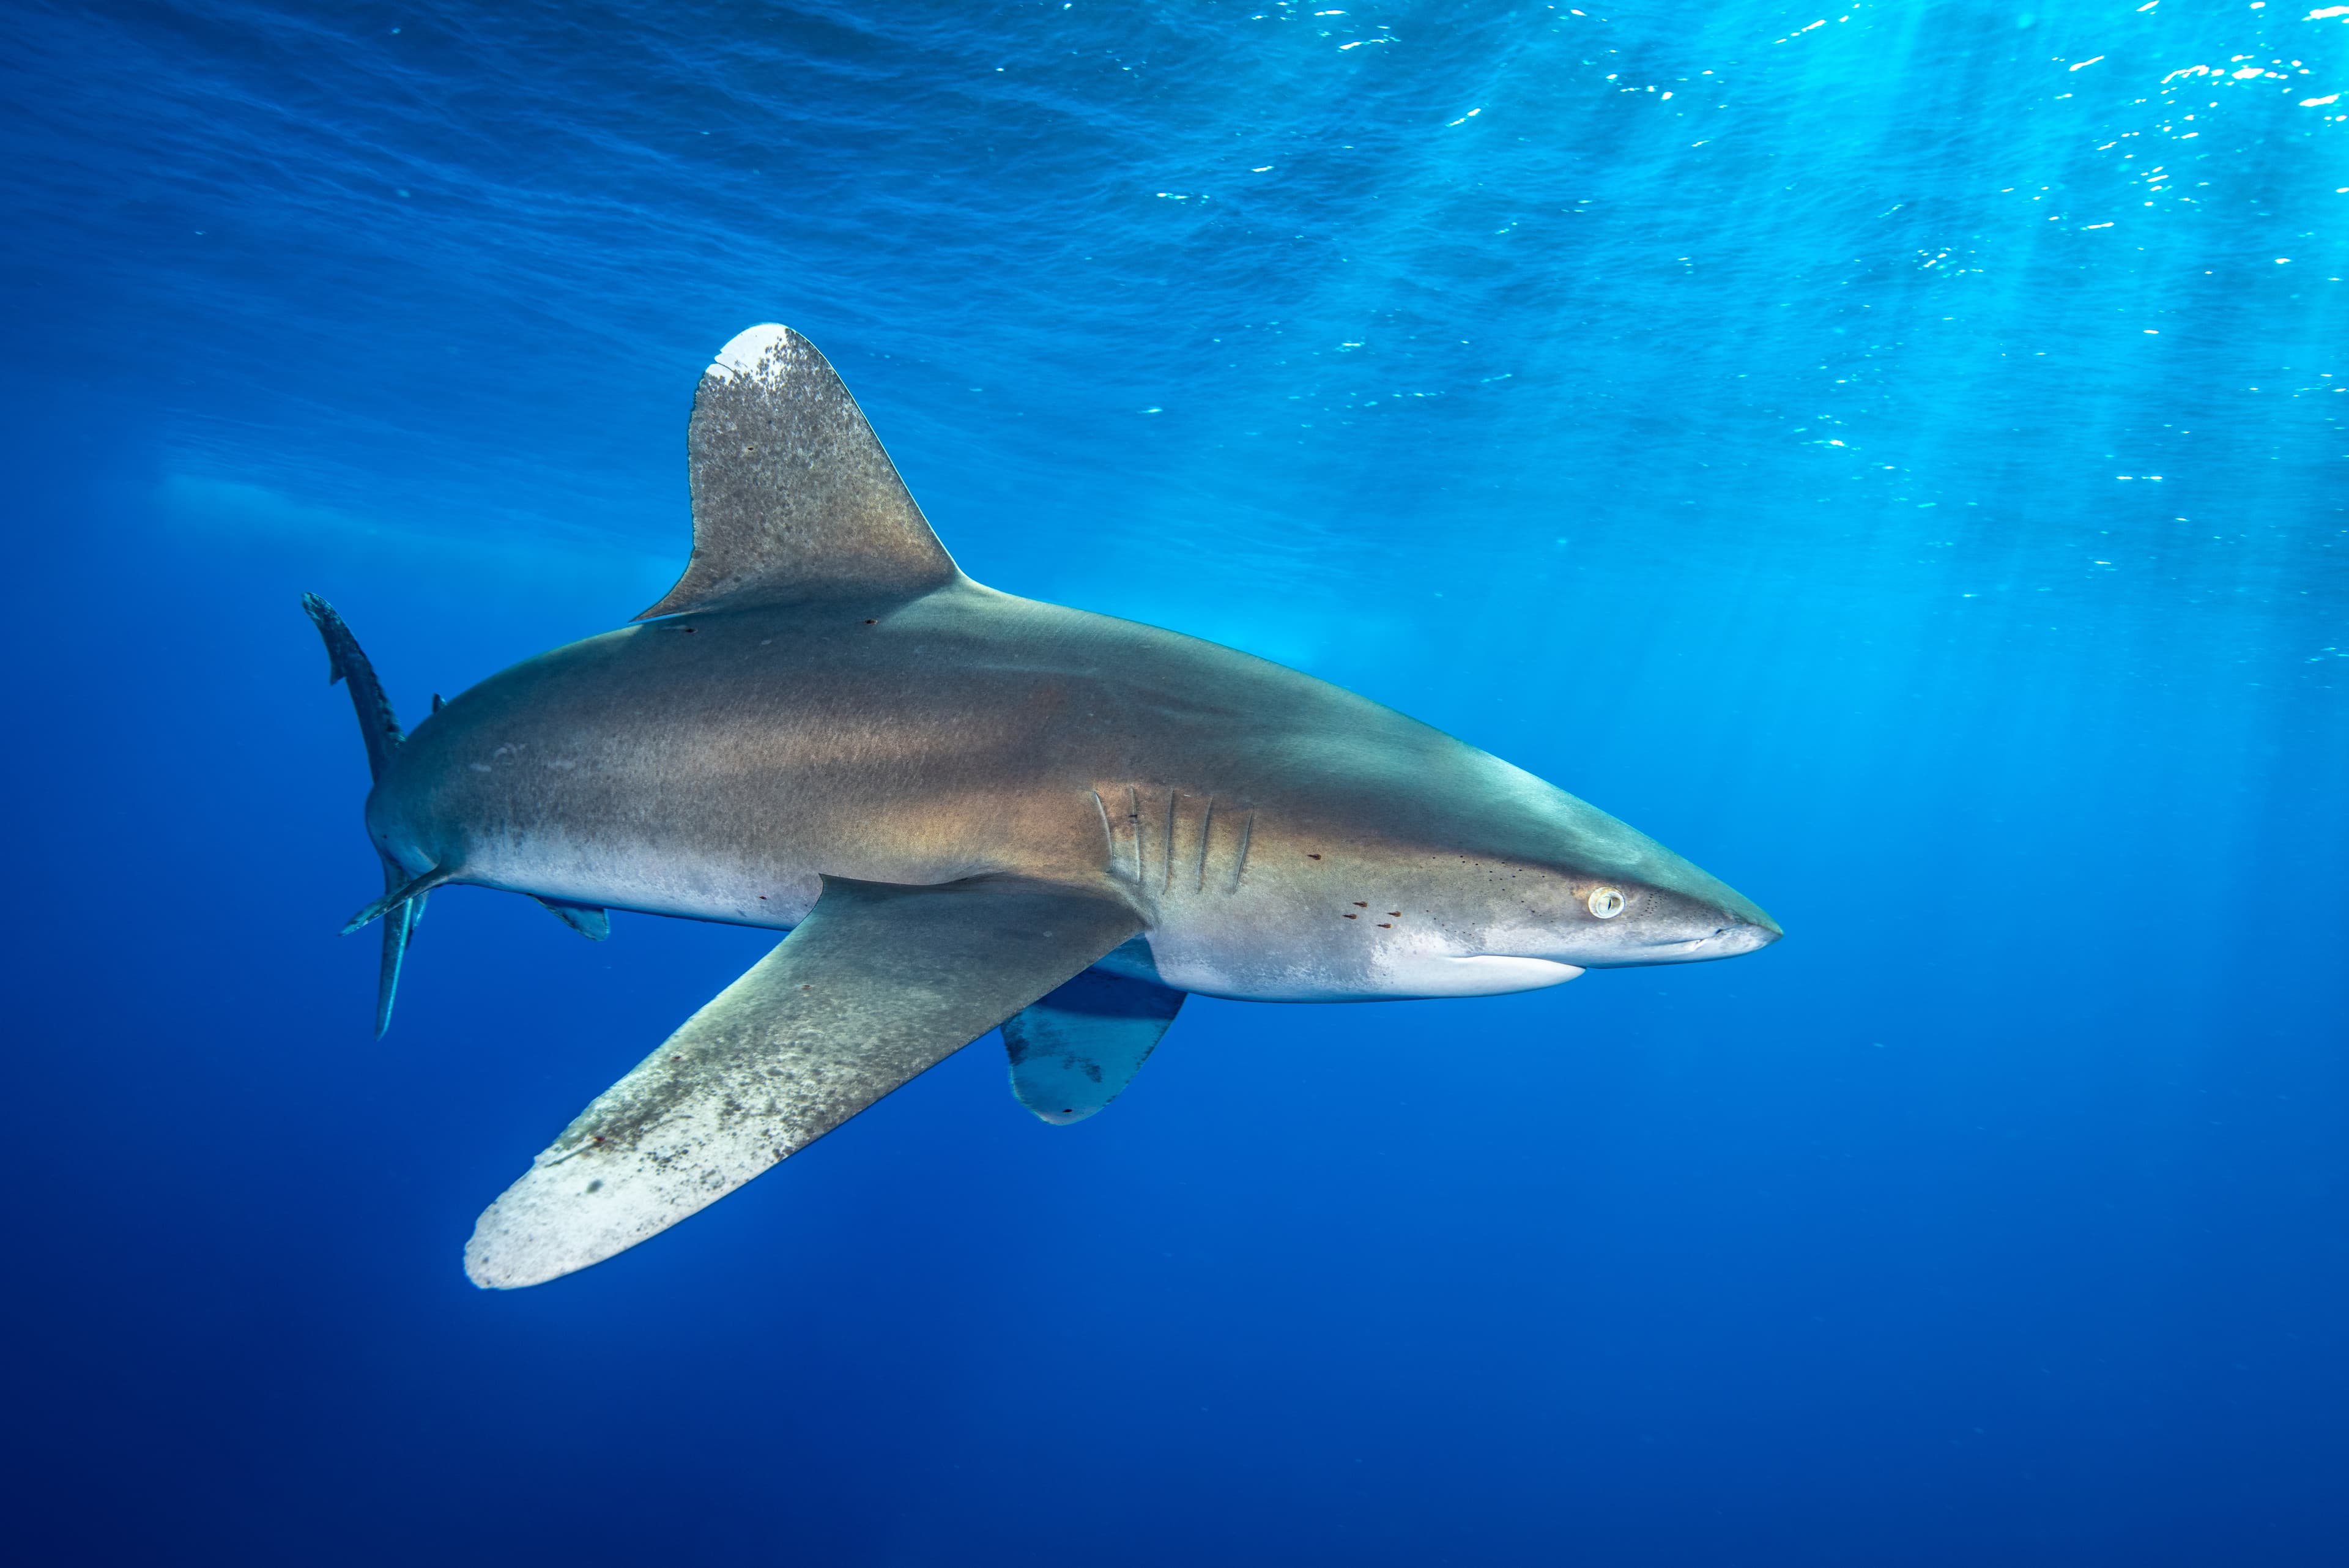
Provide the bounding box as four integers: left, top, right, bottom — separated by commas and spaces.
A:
637, 324, 960, 620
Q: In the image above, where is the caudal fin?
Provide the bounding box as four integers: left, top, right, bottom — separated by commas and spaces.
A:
371, 875, 420, 1038
302, 593, 415, 1036
301, 593, 403, 779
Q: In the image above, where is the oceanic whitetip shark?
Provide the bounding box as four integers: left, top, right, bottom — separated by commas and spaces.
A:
304, 324, 1782, 1290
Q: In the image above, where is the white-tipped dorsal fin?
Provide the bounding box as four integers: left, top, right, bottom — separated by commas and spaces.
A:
637, 324, 959, 620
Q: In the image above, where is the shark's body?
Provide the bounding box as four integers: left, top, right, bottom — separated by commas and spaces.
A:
309, 324, 1780, 1290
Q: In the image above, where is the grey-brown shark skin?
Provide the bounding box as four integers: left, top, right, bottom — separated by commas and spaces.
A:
320, 323, 1779, 1290
376, 584, 1774, 1002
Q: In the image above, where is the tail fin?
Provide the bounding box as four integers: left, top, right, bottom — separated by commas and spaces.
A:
302, 593, 417, 1037
301, 593, 404, 779
367, 870, 422, 1038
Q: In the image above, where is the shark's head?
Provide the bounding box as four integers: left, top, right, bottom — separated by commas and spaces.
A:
1453, 755, 1781, 983
1365, 841, 1780, 999
1495, 780, 1783, 972
1245, 737, 1784, 1001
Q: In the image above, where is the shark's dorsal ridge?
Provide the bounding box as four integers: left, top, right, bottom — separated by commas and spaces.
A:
638, 324, 960, 620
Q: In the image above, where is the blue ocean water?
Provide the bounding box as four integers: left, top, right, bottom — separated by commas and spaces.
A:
4, 1, 2345, 1561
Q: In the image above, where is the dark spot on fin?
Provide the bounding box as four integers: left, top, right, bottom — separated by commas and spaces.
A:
431, 693, 446, 713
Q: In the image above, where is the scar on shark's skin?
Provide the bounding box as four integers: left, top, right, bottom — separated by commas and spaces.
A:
305, 321, 1781, 1291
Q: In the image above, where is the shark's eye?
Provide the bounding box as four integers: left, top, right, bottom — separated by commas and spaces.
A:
1587, 886, 1625, 920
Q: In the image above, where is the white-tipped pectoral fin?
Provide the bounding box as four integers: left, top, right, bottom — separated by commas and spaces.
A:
464, 875, 1142, 1289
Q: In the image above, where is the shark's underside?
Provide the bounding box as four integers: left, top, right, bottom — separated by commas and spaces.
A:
306, 324, 1781, 1289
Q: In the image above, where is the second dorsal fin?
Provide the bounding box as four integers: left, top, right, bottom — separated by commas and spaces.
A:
637, 324, 961, 620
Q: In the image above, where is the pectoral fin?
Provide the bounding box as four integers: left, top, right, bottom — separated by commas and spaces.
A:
464, 875, 1143, 1288
1003, 968, 1186, 1124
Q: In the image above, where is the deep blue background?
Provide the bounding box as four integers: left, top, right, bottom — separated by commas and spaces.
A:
4, 2, 2346, 1562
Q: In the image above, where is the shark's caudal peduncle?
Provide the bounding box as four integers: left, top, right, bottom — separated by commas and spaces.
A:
306, 323, 1781, 1290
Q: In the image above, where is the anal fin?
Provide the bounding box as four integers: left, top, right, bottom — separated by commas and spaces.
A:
1003, 967, 1185, 1124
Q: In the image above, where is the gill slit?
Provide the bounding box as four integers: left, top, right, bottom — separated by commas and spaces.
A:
1228, 811, 1255, 894
1195, 797, 1215, 893
1160, 789, 1177, 892
1127, 785, 1143, 885
1089, 790, 1115, 874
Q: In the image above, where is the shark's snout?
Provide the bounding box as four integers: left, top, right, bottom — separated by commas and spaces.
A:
1700, 913, 1782, 956
1673, 897, 1783, 957
1624, 916, 1779, 960
1549, 875, 1781, 969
